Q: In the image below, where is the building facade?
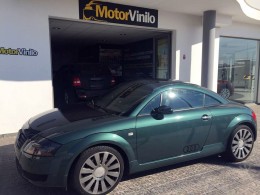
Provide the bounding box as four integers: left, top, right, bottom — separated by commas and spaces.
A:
1, 0, 260, 135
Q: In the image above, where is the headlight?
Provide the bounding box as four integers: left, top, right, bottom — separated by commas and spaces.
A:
23, 136, 61, 157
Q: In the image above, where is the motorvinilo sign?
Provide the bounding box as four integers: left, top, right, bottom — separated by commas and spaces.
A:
79, 0, 158, 28
0, 47, 38, 56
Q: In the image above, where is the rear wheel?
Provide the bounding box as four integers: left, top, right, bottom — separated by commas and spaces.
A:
220, 88, 231, 99
225, 125, 254, 162
73, 146, 124, 195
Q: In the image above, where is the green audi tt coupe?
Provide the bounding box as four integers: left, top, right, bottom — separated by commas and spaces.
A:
15, 80, 257, 195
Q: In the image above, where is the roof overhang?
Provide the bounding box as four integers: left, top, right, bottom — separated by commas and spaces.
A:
236, 0, 260, 20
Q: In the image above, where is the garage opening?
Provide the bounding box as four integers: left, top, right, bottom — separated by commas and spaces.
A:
49, 18, 172, 108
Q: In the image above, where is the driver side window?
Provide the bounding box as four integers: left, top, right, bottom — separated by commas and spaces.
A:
161, 90, 191, 110
139, 94, 161, 115
139, 89, 220, 116
140, 89, 204, 115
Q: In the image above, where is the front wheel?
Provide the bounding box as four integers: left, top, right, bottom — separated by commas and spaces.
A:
73, 146, 124, 195
225, 125, 254, 162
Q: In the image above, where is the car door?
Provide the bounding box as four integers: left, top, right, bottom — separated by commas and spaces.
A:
136, 89, 212, 164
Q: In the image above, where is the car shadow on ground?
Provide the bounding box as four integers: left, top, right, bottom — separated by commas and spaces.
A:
202, 154, 260, 180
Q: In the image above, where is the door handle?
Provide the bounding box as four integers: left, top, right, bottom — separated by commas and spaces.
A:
201, 114, 211, 121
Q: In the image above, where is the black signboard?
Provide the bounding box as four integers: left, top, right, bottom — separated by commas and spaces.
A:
79, 0, 158, 28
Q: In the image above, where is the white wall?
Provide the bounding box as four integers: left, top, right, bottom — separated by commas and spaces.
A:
0, 0, 79, 134
158, 11, 203, 84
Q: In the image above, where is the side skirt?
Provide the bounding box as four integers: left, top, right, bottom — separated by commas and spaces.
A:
129, 143, 225, 174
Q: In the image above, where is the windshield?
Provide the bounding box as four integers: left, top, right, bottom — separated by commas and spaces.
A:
95, 81, 154, 115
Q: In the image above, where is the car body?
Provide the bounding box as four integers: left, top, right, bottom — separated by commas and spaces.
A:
15, 80, 257, 195
53, 64, 116, 106
217, 80, 234, 99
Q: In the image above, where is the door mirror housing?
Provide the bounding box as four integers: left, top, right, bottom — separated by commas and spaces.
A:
151, 105, 173, 120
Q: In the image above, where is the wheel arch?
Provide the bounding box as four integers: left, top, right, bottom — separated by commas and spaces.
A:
237, 121, 257, 141
225, 114, 257, 149
224, 120, 256, 162
66, 133, 135, 188
224, 114, 257, 148
89, 143, 130, 176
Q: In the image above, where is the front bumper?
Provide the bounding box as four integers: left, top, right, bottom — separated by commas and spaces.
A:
16, 157, 48, 182
14, 130, 74, 188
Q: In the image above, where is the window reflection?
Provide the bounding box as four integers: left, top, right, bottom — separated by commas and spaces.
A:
218, 37, 259, 103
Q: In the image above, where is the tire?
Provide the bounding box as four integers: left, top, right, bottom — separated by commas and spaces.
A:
72, 146, 124, 195
220, 88, 231, 99
225, 125, 254, 162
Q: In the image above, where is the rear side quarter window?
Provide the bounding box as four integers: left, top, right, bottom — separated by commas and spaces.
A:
176, 89, 204, 108
204, 94, 221, 107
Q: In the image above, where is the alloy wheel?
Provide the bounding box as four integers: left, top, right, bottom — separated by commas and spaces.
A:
220, 88, 231, 99
231, 128, 254, 160
79, 151, 121, 195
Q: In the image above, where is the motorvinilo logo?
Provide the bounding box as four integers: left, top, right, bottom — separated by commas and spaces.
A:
0, 47, 38, 56
79, 0, 158, 27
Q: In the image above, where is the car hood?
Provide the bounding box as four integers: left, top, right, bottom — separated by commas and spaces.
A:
27, 104, 130, 144
29, 104, 108, 132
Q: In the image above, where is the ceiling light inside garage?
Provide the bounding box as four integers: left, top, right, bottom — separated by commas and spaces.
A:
236, 0, 260, 20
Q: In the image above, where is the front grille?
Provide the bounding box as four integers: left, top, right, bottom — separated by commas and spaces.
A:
16, 128, 39, 149
23, 128, 39, 139
16, 130, 27, 149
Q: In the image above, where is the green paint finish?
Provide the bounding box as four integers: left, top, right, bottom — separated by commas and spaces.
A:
15, 80, 257, 190
136, 108, 212, 163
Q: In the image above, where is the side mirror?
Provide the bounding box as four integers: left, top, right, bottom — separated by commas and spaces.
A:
151, 105, 173, 120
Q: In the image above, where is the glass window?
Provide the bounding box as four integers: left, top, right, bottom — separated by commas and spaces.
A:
106, 84, 152, 114
96, 81, 153, 114
140, 89, 222, 116
155, 35, 171, 79
140, 89, 204, 115
204, 95, 221, 107
139, 94, 161, 115
176, 89, 204, 108
218, 37, 259, 103
161, 90, 191, 110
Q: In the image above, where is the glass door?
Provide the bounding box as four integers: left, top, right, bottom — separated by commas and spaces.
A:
218, 37, 259, 103
155, 34, 171, 80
